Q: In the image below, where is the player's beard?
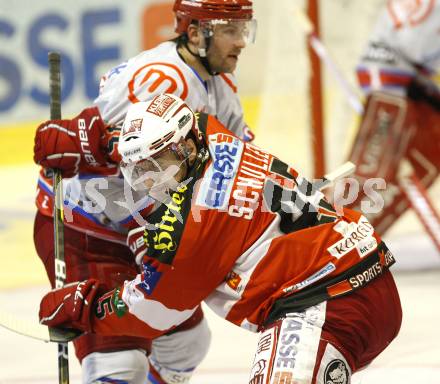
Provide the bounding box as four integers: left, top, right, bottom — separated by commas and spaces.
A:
207, 47, 241, 73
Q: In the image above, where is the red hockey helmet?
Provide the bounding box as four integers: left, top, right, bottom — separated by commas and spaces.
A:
173, 0, 254, 34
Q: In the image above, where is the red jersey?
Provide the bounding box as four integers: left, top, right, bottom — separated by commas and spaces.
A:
92, 114, 395, 339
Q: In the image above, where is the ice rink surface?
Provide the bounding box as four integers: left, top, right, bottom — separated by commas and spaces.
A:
1, 165, 439, 383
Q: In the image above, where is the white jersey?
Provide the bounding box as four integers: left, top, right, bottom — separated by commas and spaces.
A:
357, 0, 440, 93
37, 41, 252, 242
96, 41, 249, 138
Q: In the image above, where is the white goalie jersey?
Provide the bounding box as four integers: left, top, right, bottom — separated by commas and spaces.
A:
357, 0, 440, 93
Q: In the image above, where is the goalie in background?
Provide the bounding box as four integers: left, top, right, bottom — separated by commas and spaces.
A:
33, 0, 257, 382
348, 0, 440, 238
39, 94, 402, 384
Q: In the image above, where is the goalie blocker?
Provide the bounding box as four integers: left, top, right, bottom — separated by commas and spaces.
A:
347, 91, 440, 235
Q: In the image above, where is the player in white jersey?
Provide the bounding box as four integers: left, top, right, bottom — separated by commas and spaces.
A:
347, 0, 440, 236
32, 1, 256, 382
39, 94, 402, 384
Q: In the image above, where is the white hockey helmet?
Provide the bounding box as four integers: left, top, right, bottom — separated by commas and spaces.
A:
119, 93, 199, 191
119, 93, 198, 163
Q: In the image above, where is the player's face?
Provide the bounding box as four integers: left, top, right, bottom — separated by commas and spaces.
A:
139, 149, 187, 191
207, 21, 248, 73
122, 148, 188, 197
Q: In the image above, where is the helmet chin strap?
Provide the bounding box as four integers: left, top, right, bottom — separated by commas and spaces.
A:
184, 31, 218, 76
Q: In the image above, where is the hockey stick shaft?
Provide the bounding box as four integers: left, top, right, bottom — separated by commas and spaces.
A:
400, 175, 440, 252
294, 7, 364, 114
398, 161, 440, 252
48, 51, 70, 384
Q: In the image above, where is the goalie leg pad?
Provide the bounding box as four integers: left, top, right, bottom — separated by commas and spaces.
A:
347, 91, 439, 233
349, 91, 415, 183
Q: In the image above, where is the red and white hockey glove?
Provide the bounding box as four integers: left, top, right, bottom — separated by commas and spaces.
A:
127, 226, 148, 265
34, 107, 109, 177
39, 279, 100, 332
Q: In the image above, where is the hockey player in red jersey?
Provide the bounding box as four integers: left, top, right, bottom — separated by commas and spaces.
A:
33, 1, 256, 382
348, 0, 440, 240
39, 94, 402, 383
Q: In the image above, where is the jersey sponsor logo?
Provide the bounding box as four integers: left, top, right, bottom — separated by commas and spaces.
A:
348, 261, 383, 289
275, 318, 302, 372
144, 181, 194, 265
324, 359, 349, 384
249, 327, 276, 384
128, 62, 189, 103
147, 185, 188, 254
142, 157, 203, 265
283, 262, 336, 294
226, 271, 242, 292
196, 133, 243, 209
327, 216, 376, 259
271, 306, 324, 383
349, 248, 396, 289
228, 143, 270, 220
